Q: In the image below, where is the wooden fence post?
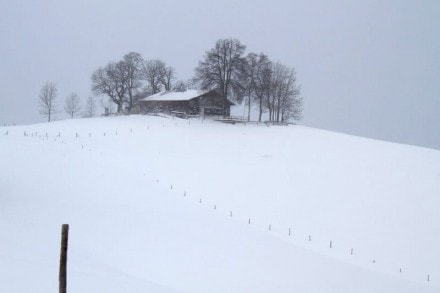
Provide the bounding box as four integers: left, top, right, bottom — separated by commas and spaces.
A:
59, 224, 69, 293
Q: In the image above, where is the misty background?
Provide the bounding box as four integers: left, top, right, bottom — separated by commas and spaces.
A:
1, 0, 439, 149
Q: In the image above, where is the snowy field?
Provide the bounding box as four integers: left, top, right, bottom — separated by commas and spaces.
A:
1, 115, 439, 292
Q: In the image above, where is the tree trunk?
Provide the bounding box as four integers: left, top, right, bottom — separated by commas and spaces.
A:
222, 86, 227, 118
128, 91, 133, 109
258, 97, 263, 122
247, 95, 251, 121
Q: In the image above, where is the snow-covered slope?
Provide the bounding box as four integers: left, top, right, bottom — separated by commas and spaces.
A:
1, 115, 439, 292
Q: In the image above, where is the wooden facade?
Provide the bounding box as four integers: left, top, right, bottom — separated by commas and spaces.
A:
138, 89, 233, 117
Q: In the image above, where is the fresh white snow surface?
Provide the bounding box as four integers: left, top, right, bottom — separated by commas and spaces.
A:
1, 115, 439, 292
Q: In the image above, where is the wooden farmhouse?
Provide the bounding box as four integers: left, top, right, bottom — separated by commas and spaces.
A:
138, 89, 234, 117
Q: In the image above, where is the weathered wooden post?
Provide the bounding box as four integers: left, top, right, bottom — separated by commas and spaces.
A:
59, 224, 69, 293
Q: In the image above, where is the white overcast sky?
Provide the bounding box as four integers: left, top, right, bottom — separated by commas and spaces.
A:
1, 0, 439, 149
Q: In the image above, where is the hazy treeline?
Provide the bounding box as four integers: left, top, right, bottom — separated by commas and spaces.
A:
90, 53, 183, 113
39, 38, 302, 122
38, 81, 96, 122
195, 38, 302, 122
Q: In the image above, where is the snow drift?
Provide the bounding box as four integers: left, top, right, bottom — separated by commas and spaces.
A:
1, 115, 439, 292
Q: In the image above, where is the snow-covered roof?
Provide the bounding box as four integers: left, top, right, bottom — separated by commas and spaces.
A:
139, 90, 210, 102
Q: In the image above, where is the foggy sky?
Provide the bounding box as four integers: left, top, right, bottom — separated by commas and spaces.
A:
1, 0, 439, 149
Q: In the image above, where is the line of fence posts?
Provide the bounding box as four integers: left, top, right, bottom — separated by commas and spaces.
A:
9, 128, 434, 287
160, 178, 434, 286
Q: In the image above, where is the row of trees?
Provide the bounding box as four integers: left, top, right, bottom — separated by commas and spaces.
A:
194, 38, 302, 122
90, 39, 302, 122
40, 38, 302, 122
91, 53, 178, 113
38, 81, 96, 122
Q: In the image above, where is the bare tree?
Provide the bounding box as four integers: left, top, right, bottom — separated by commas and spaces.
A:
122, 52, 143, 110
159, 65, 175, 91
142, 59, 165, 94
82, 95, 96, 118
38, 81, 57, 122
141, 59, 176, 94
253, 54, 271, 122
194, 38, 246, 116
264, 62, 302, 122
64, 92, 81, 118
91, 61, 128, 113
240, 52, 259, 121
279, 67, 303, 121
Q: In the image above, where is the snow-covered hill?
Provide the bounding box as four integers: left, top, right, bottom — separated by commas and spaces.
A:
1, 115, 439, 292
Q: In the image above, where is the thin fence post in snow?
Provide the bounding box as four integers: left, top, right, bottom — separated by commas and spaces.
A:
230, 211, 232, 217
184, 191, 186, 197
289, 227, 291, 236
170, 185, 173, 190
248, 218, 251, 225
268, 224, 271, 231
330, 241, 332, 248
350, 248, 353, 255
199, 198, 202, 203
428, 274, 430, 282
308, 235, 311, 241
59, 224, 69, 293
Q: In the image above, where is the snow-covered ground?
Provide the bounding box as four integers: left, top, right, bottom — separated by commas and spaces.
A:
1, 115, 439, 292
